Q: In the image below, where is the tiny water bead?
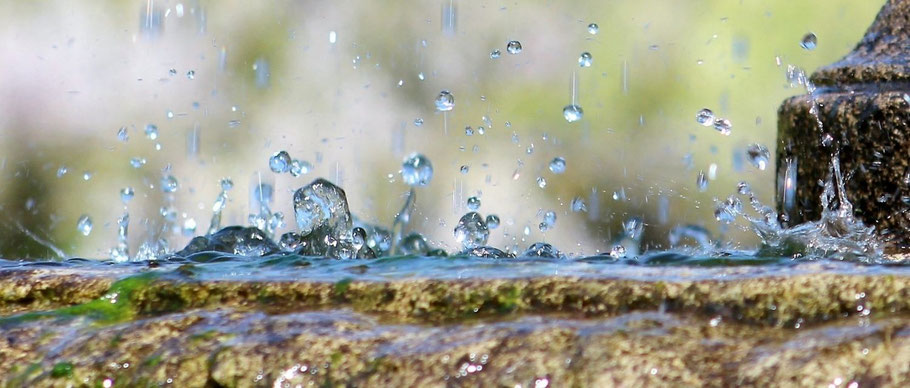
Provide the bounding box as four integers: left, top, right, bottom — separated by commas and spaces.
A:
269, 151, 292, 173
465, 126, 474, 136
578, 52, 593, 67
746, 144, 770, 171
800, 32, 817, 50
434, 90, 455, 111
454, 211, 489, 250
713, 117, 732, 135
539, 210, 557, 231
77, 215, 93, 236
609, 244, 626, 258
130, 157, 146, 168
571, 196, 587, 212
623, 216, 644, 239
120, 187, 134, 203
117, 126, 128, 142
548, 157, 566, 174
506, 40, 522, 54
537, 176, 547, 188
56, 166, 68, 178
144, 124, 159, 140
220, 178, 234, 191
401, 153, 433, 186
485, 214, 500, 229
563, 104, 583, 122
467, 196, 481, 210
352, 227, 367, 248
186, 70, 195, 80
161, 175, 179, 193
587, 23, 599, 35
289, 159, 312, 177
460, 165, 469, 174
490, 49, 501, 59
414, 118, 424, 127
696, 170, 708, 192
695, 108, 715, 126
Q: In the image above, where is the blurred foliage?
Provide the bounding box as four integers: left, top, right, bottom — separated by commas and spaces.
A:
0, 0, 882, 258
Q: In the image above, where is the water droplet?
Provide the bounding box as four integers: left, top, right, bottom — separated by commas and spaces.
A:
690, 173, 711, 197
292, 178, 354, 257
186, 70, 195, 80
418, 72, 425, 81
549, 157, 566, 174
183, 218, 197, 236
454, 212, 489, 250
713, 118, 732, 135
220, 178, 234, 191
329, 30, 337, 44
485, 214, 500, 229
145, 124, 159, 140
506, 40, 522, 54
609, 244, 626, 258
401, 153, 433, 186
434, 90, 455, 111
571, 196, 587, 212
695, 108, 715, 126
352, 227, 367, 249
56, 166, 68, 178
587, 23, 599, 35
490, 49, 501, 59
269, 151, 292, 173
414, 118, 424, 127
539, 210, 557, 231
161, 175, 179, 193
290, 159, 312, 177
746, 144, 770, 171
120, 187, 134, 203
82, 171, 93, 181
623, 216, 644, 239
398, 233, 429, 255
800, 32, 817, 50
466, 196, 481, 211
460, 165, 470, 174
578, 52, 593, 67
117, 127, 129, 142
537, 176, 547, 188
129, 157, 146, 168
562, 104, 584, 123
77, 215, 93, 236
169, 69, 177, 76
465, 126, 474, 136
714, 196, 742, 224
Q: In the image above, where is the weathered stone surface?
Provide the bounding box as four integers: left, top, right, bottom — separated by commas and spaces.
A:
1, 259, 909, 386
777, 0, 910, 252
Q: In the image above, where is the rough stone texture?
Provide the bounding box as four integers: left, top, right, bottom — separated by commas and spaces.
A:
777, 0, 910, 252
1, 263, 909, 386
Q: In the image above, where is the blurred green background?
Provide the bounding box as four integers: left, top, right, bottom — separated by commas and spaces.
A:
0, 0, 882, 259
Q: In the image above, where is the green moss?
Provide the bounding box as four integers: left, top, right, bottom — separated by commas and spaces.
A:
55, 273, 159, 324
50, 362, 73, 378
334, 278, 353, 297
142, 354, 163, 367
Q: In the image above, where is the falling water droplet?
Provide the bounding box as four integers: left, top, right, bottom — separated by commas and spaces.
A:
537, 176, 547, 188
539, 211, 557, 231
464, 126, 474, 136
609, 244, 626, 258
329, 30, 337, 44
435, 90, 455, 111
161, 175, 179, 193
454, 212, 489, 250
186, 70, 195, 80
587, 23, 599, 35
695, 108, 715, 126
623, 216, 644, 239
144, 124, 159, 140
578, 52, 593, 67
467, 196, 481, 210
120, 187, 134, 203
800, 32, 817, 50
117, 127, 129, 142
549, 157, 566, 174
696, 170, 708, 192
485, 214, 500, 229
562, 104, 584, 122
82, 171, 93, 181
129, 157, 146, 168
713, 118, 732, 135
401, 153, 434, 186
56, 166, 68, 178
571, 196, 587, 212
460, 165, 469, 174
269, 151, 292, 173
490, 49, 501, 59
414, 118, 424, 127
77, 215, 93, 236
290, 159, 312, 177
506, 40, 522, 54
746, 144, 770, 171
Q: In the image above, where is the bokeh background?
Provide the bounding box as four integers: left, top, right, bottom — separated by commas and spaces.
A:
0, 0, 882, 259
